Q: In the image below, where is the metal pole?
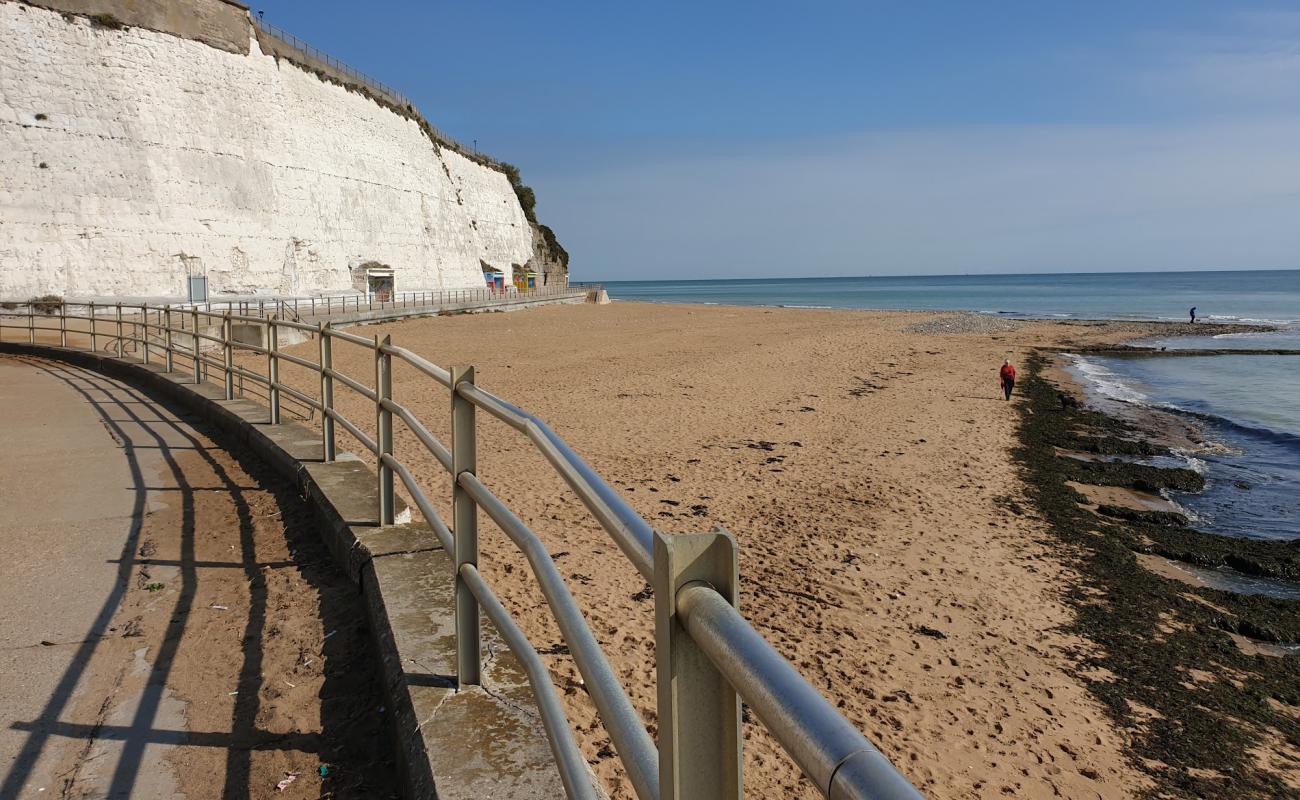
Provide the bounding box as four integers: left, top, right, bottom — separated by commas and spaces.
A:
375, 336, 394, 525
89, 302, 97, 351
164, 307, 173, 372
654, 530, 743, 800
27, 301, 34, 344
268, 318, 281, 425
59, 300, 66, 348
451, 365, 480, 686
192, 308, 201, 384
319, 322, 335, 461
141, 303, 150, 364
115, 303, 123, 355
222, 312, 234, 400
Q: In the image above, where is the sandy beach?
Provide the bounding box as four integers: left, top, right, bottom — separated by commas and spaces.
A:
260, 301, 1198, 798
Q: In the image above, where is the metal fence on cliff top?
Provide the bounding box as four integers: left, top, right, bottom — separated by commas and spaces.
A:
252, 17, 411, 108
0, 300, 924, 800
251, 17, 487, 162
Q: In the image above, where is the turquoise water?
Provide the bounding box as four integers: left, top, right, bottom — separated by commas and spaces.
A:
605, 270, 1300, 544
604, 269, 1300, 324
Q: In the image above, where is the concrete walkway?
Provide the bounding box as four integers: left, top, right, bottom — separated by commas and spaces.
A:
0, 354, 204, 796
0, 354, 398, 798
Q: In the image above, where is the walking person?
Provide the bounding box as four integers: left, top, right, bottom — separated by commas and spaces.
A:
1189, 306, 1197, 324
1000, 358, 1016, 401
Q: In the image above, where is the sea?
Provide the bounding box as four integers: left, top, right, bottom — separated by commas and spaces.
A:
604, 270, 1300, 550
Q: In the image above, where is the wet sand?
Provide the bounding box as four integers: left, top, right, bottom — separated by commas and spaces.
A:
262, 302, 1187, 798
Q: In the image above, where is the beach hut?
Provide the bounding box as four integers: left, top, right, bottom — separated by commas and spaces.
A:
483, 270, 505, 293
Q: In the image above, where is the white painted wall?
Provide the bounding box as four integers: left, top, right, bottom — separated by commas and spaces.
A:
0, 3, 532, 299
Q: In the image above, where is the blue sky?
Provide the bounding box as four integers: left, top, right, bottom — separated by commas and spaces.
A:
257, 1, 1300, 279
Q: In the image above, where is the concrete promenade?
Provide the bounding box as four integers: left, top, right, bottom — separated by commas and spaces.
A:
0, 354, 199, 796
0, 354, 396, 798
0, 345, 568, 799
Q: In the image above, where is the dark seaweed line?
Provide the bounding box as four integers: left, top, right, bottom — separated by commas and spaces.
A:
1013, 351, 1300, 800
1050, 347, 1300, 358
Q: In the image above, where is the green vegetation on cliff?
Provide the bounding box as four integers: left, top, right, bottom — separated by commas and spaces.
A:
498, 162, 568, 270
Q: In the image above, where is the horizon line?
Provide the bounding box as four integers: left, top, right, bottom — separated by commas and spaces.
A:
588, 266, 1299, 284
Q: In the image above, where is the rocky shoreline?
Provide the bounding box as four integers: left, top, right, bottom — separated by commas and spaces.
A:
1016, 347, 1300, 798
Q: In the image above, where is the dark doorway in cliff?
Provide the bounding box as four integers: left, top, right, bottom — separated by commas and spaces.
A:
367, 274, 393, 302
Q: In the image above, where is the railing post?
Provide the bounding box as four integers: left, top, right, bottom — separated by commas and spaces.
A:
375, 335, 394, 524
59, 300, 66, 347
141, 302, 150, 364
89, 302, 97, 351
27, 301, 34, 344
164, 306, 173, 372
191, 308, 201, 384
319, 322, 336, 461
115, 303, 123, 355
653, 529, 743, 800
268, 317, 281, 425
222, 312, 234, 400
451, 365, 480, 686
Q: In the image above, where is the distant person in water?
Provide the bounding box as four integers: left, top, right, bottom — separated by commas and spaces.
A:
1190, 306, 1197, 324
1000, 359, 1016, 401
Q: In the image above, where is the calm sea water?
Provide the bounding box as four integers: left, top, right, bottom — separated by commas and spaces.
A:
604, 270, 1300, 325
604, 270, 1300, 545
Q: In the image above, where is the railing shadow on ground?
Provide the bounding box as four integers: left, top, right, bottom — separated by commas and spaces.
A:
0, 356, 393, 798
0, 302, 922, 800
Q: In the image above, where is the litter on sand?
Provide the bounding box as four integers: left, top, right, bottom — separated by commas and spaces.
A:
276, 772, 298, 792
210, 604, 228, 610
322, 629, 338, 640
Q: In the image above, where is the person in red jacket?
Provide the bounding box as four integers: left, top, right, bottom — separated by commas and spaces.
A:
1000, 359, 1017, 400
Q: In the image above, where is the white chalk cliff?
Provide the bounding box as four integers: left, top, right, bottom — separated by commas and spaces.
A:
0, 1, 536, 298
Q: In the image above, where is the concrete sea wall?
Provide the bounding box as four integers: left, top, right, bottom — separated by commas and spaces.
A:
0, 1, 536, 299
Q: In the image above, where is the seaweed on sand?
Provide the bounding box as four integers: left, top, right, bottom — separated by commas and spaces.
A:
1013, 351, 1300, 799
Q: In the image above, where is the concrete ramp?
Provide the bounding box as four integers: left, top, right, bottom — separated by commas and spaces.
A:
0, 342, 574, 799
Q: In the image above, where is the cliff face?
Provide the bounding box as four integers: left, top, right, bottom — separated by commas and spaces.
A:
0, 1, 542, 298
527, 223, 569, 287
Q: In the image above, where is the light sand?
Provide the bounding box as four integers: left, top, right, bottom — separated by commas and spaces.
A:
264, 303, 1158, 798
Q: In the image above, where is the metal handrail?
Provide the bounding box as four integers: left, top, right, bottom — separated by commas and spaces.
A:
456, 382, 656, 579
162, 284, 593, 322
0, 302, 922, 800
459, 562, 598, 800
459, 472, 660, 800
678, 586, 921, 800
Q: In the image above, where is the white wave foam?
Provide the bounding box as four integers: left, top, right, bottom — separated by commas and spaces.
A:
1162, 495, 1204, 524
1171, 450, 1210, 475
1067, 355, 1149, 405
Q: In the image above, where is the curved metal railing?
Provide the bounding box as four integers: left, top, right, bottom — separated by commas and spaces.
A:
164, 284, 593, 320
0, 299, 922, 800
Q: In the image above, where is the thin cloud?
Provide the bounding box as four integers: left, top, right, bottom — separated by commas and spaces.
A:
542, 120, 1300, 279
1136, 11, 1300, 107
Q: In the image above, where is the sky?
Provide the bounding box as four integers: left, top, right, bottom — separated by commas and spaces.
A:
255, 1, 1300, 280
